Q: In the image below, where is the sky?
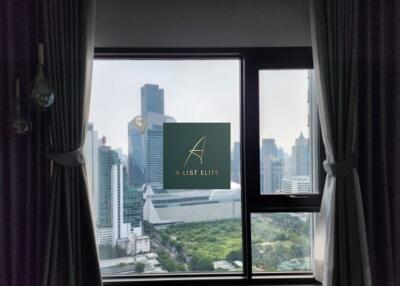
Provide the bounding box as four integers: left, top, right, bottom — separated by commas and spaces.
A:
259, 70, 310, 154
89, 60, 309, 155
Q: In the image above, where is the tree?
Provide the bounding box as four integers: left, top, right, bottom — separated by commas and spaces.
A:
226, 249, 242, 262
289, 244, 304, 258
190, 254, 214, 271
157, 249, 186, 272
273, 233, 289, 241
135, 262, 145, 273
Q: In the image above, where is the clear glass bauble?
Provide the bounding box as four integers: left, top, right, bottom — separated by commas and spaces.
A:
32, 77, 55, 109
12, 118, 32, 135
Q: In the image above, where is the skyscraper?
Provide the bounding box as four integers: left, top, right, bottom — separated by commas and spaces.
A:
141, 84, 164, 118
128, 120, 145, 187
144, 112, 176, 190
128, 84, 175, 191
263, 156, 283, 194
260, 138, 278, 192
98, 142, 119, 227
112, 162, 131, 245
83, 123, 99, 224
122, 164, 143, 230
261, 138, 278, 159
292, 133, 310, 176
124, 185, 143, 229
277, 147, 285, 161
145, 127, 164, 190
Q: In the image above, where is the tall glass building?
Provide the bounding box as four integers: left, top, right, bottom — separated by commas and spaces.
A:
141, 84, 164, 118
128, 120, 145, 187
124, 185, 143, 229
292, 133, 310, 176
145, 127, 164, 190
98, 144, 119, 227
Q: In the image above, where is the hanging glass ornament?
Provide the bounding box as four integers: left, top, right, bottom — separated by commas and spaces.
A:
32, 43, 54, 109
13, 79, 32, 135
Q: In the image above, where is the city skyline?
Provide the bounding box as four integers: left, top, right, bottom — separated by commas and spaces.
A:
90, 120, 308, 168
89, 61, 309, 154
85, 77, 312, 273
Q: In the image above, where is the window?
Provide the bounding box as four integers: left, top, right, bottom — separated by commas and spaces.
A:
86, 48, 321, 284
259, 70, 312, 195
254, 70, 314, 271
251, 213, 312, 272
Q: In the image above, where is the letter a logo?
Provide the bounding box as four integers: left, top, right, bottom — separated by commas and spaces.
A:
184, 136, 206, 167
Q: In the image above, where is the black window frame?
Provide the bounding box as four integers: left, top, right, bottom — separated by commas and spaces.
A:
243, 50, 321, 213
94, 47, 322, 286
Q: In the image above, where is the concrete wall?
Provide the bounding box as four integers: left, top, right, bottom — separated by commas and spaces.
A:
95, 0, 311, 48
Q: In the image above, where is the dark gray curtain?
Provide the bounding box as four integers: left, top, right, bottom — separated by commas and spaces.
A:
310, 0, 371, 285
358, 1, 400, 286
41, 0, 101, 285
0, 1, 49, 286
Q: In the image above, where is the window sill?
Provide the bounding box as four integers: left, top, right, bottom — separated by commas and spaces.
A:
102, 274, 321, 286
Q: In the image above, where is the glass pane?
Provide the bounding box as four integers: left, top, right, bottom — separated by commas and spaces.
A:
251, 213, 312, 272
259, 70, 314, 194
85, 60, 242, 275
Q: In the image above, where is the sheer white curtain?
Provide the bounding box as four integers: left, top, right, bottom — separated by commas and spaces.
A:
310, 0, 371, 285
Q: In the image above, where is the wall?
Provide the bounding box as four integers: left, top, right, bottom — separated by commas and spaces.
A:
95, 0, 311, 48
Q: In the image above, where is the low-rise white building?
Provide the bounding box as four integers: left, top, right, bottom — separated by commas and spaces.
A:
127, 232, 151, 255
135, 236, 151, 253
213, 260, 235, 271
143, 183, 242, 225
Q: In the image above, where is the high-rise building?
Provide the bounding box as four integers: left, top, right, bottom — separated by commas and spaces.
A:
124, 183, 143, 229
128, 84, 175, 191
263, 156, 283, 194
260, 138, 278, 192
141, 84, 164, 118
115, 148, 128, 165
261, 138, 278, 159
142, 109, 175, 191
145, 127, 164, 190
277, 147, 285, 161
231, 142, 241, 184
291, 133, 310, 176
112, 162, 131, 245
128, 120, 145, 187
98, 142, 119, 227
83, 123, 99, 224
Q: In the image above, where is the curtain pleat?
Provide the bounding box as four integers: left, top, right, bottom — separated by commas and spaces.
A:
0, 1, 48, 286
310, 0, 371, 285
41, 0, 101, 285
358, 0, 400, 285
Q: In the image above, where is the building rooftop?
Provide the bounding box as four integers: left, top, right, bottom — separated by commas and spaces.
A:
100, 256, 135, 268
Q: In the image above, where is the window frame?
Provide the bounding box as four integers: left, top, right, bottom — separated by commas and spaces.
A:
94, 47, 322, 286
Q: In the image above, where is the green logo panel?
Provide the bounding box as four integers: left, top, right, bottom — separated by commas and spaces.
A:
163, 123, 230, 189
